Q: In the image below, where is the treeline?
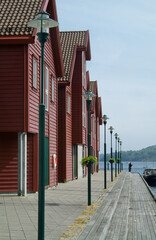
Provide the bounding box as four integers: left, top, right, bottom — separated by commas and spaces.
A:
99, 145, 156, 162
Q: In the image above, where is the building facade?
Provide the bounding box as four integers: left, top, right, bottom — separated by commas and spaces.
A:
0, 0, 64, 194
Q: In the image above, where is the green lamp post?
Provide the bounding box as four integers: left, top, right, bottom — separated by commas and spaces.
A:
114, 133, 118, 177
27, 11, 59, 240
117, 137, 120, 174
120, 140, 122, 171
82, 89, 95, 206
102, 115, 109, 189
108, 126, 114, 182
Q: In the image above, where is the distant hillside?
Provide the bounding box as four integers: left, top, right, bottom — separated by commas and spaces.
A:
99, 145, 156, 162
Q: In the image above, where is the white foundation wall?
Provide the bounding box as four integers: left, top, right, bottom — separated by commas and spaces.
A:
77, 145, 83, 178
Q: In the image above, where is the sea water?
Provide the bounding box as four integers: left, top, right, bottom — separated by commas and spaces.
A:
99, 161, 156, 196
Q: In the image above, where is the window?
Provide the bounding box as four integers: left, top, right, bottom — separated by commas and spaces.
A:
67, 93, 71, 114
45, 66, 49, 111
33, 57, 37, 88
82, 52, 86, 89
82, 97, 86, 127
52, 77, 54, 102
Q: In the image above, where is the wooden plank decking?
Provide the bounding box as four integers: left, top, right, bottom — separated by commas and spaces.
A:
78, 172, 156, 240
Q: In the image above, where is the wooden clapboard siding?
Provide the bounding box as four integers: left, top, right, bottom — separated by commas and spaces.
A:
0, 45, 24, 132
0, 133, 18, 192
28, 42, 40, 133
58, 86, 66, 182
58, 85, 73, 182
72, 52, 83, 144
28, 36, 58, 187
66, 86, 73, 181
45, 37, 58, 187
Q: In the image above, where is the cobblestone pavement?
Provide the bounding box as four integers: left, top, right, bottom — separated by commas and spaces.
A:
0, 170, 121, 240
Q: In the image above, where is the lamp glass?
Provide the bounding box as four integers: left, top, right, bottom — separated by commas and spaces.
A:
108, 126, 114, 131
27, 11, 59, 33
114, 133, 118, 138
82, 89, 96, 101
102, 115, 109, 122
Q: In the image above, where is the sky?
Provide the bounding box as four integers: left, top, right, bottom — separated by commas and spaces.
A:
56, 0, 156, 152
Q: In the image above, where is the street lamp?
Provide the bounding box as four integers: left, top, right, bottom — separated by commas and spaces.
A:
108, 126, 114, 181
120, 141, 122, 171
117, 137, 120, 174
102, 115, 109, 189
114, 133, 118, 177
27, 11, 59, 240
82, 89, 96, 205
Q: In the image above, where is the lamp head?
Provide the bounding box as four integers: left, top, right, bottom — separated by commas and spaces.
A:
102, 115, 109, 124
108, 126, 114, 133
27, 11, 59, 34
114, 133, 118, 138
82, 89, 96, 101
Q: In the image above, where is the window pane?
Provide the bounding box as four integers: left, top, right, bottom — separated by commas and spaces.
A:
45, 67, 49, 110
52, 77, 54, 102
33, 58, 37, 88
82, 98, 86, 127
67, 93, 70, 114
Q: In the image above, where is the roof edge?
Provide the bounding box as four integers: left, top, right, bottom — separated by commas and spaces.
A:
85, 30, 91, 60
49, 0, 64, 77
0, 35, 34, 44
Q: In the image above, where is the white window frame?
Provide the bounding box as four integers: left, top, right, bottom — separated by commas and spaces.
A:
33, 57, 37, 88
45, 66, 49, 111
67, 93, 71, 114
82, 98, 86, 127
82, 52, 86, 89
52, 77, 55, 102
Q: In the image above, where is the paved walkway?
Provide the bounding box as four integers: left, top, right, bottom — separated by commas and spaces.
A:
0, 170, 119, 240
78, 172, 156, 240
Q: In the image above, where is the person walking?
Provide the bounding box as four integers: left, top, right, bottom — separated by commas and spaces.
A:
128, 162, 133, 172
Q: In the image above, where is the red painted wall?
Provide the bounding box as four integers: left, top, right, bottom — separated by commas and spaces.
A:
0, 45, 24, 132
0, 132, 34, 192
28, 35, 58, 187
66, 85, 73, 181
58, 84, 73, 182
72, 52, 83, 144
0, 133, 18, 192
58, 86, 66, 182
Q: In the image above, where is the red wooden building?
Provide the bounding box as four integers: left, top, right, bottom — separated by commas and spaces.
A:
57, 31, 91, 181
89, 81, 102, 172
0, 0, 64, 194
58, 31, 102, 182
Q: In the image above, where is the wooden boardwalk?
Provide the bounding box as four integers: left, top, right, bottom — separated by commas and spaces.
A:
78, 172, 156, 240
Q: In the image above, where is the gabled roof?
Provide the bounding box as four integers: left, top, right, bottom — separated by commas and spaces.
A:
0, 0, 64, 77
0, 0, 42, 36
58, 30, 91, 83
